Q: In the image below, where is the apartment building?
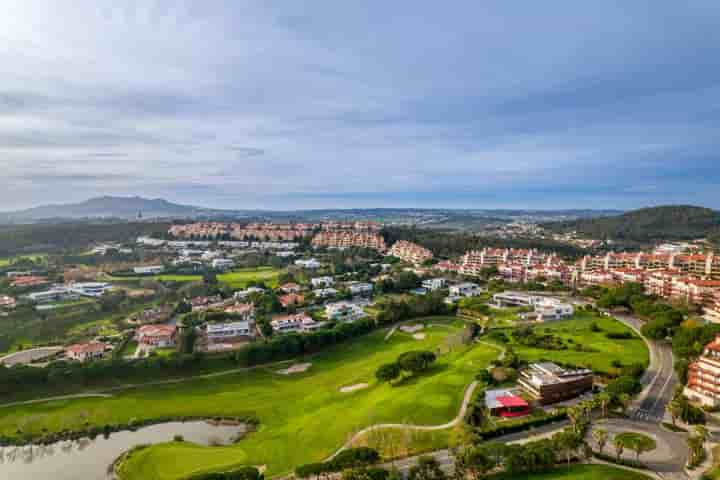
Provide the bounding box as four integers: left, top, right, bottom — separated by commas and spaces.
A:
685, 335, 720, 407
643, 270, 684, 298
311, 231, 387, 252
449, 282, 481, 297
388, 241, 433, 265
310, 276, 334, 288
670, 278, 720, 306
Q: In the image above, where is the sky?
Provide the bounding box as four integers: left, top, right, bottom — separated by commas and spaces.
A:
2, 1, 720, 211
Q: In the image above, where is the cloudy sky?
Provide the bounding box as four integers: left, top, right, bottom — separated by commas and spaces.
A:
2, 1, 720, 211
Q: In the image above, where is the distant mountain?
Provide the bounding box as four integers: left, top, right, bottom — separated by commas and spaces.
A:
0, 196, 228, 222
544, 205, 720, 241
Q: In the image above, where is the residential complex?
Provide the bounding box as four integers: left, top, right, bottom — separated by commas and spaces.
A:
325, 301, 366, 322
137, 324, 177, 347
311, 231, 387, 252
388, 241, 433, 265
685, 335, 720, 407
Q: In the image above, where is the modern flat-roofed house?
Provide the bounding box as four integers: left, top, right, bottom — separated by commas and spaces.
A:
313, 287, 338, 299
347, 281, 373, 296
133, 265, 164, 275
137, 324, 177, 347
270, 313, 324, 333
66, 341, 108, 362
234, 287, 265, 300
206, 321, 255, 342
27, 287, 79, 304
325, 301, 366, 322
311, 276, 334, 288
0, 295, 16, 310
518, 362, 593, 405
211, 258, 235, 270
68, 282, 113, 297
421, 278, 447, 291
295, 258, 321, 269
484, 389, 530, 418
280, 282, 302, 294
449, 282, 481, 298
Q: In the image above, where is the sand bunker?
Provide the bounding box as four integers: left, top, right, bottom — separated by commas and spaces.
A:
340, 383, 369, 393
277, 363, 312, 375
413, 333, 426, 340
400, 324, 424, 333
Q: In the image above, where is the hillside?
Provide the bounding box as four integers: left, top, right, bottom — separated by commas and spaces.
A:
544, 205, 720, 241
0, 196, 227, 222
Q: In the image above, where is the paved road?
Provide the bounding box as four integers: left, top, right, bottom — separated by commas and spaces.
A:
612, 312, 678, 424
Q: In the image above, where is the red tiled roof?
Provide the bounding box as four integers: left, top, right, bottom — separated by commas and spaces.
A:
496, 395, 529, 408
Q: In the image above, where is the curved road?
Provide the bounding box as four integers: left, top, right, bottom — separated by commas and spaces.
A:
611, 312, 677, 424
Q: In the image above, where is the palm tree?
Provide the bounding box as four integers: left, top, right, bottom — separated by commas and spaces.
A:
666, 398, 682, 427
592, 428, 609, 456
567, 407, 583, 434
687, 435, 704, 465
613, 436, 625, 461
618, 393, 632, 415
695, 425, 709, 446
597, 393, 611, 418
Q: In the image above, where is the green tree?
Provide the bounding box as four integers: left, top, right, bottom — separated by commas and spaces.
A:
592, 428, 608, 456
408, 456, 445, 480
375, 363, 401, 383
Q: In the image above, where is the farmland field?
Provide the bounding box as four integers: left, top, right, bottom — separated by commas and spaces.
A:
0, 317, 497, 479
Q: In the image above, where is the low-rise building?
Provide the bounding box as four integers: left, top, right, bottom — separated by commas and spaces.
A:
27, 287, 79, 304
270, 314, 324, 333
295, 258, 321, 269
133, 265, 164, 275
422, 278, 447, 291
66, 341, 108, 362
0, 295, 16, 310
325, 301, 366, 322
484, 389, 530, 418
206, 321, 256, 342
279, 293, 304, 308
137, 324, 177, 347
311, 276, 335, 288
234, 287, 265, 300
280, 282, 302, 294
449, 282, 481, 297
11, 276, 50, 288
347, 281, 373, 296
518, 362, 593, 405
211, 258, 235, 270
68, 282, 113, 297
313, 287, 339, 299
224, 303, 256, 322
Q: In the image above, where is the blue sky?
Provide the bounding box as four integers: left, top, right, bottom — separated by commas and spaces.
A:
1, 1, 719, 210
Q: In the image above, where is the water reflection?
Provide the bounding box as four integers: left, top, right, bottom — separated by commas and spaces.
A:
0, 421, 246, 479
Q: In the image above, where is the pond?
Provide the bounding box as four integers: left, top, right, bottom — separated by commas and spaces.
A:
0, 420, 247, 479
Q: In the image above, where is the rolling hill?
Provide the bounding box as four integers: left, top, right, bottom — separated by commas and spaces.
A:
0, 196, 230, 222
544, 205, 720, 241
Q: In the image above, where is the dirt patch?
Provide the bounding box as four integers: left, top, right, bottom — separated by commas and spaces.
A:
400, 324, 424, 333
340, 383, 369, 393
277, 362, 312, 375
413, 333, 426, 340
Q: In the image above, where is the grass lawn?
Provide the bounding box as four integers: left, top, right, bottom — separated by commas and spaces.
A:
217, 266, 283, 289
0, 253, 47, 267
497, 311, 649, 374
350, 425, 460, 460
0, 317, 497, 479
489, 464, 651, 479
119, 340, 138, 357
